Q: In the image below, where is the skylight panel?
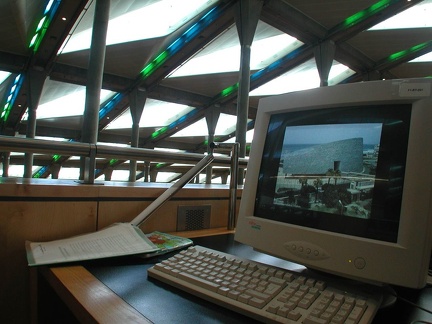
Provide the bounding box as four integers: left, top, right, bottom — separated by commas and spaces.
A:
170, 34, 302, 77
1, 165, 38, 177
108, 170, 130, 181
172, 113, 240, 137
328, 63, 356, 85
156, 172, 181, 183
250, 60, 354, 96
34, 90, 113, 119
26, 80, 114, 120
170, 22, 302, 77
224, 129, 255, 143
409, 51, 432, 62
58, 167, 80, 180
171, 117, 208, 137
60, 0, 218, 54
369, 0, 432, 30
106, 99, 195, 129
0, 71, 11, 84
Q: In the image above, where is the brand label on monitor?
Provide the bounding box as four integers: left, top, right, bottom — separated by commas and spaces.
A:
399, 83, 431, 97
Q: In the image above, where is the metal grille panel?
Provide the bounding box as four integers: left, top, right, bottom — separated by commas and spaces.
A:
177, 205, 211, 231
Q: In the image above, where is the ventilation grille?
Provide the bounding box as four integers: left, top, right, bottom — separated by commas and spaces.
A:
177, 205, 211, 231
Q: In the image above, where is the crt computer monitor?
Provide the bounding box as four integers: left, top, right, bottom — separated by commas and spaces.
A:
235, 78, 432, 289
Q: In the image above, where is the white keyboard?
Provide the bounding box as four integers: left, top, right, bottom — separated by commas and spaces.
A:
148, 245, 383, 323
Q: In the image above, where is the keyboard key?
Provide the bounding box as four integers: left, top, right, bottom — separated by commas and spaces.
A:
304, 315, 328, 324
287, 309, 302, 321
249, 297, 266, 308
177, 272, 220, 292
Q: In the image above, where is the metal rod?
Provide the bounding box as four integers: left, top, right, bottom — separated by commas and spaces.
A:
211, 142, 240, 230
131, 152, 216, 227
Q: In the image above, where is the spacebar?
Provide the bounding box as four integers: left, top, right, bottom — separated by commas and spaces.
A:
177, 272, 220, 292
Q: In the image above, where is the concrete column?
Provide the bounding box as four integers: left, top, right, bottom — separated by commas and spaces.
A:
24, 68, 47, 178
205, 106, 220, 183
104, 166, 113, 181
143, 161, 150, 182
128, 88, 147, 182
150, 170, 157, 182
234, 0, 263, 184
314, 40, 336, 87
2, 152, 10, 177
51, 164, 61, 179
80, 0, 110, 182
221, 173, 228, 185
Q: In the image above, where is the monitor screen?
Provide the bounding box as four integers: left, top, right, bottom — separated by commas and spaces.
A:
235, 79, 432, 289
256, 105, 410, 243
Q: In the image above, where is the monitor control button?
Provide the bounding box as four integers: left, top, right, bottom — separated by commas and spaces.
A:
354, 257, 366, 269
284, 241, 329, 260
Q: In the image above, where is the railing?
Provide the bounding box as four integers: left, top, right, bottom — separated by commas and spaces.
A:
0, 135, 246, 230
0, 135, 248, 166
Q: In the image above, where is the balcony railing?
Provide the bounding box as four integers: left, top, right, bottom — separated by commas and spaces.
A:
0, 135, 248, 184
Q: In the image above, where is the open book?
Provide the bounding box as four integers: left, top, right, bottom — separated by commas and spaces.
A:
25, 152, 215, 266
25, 223, 191, 266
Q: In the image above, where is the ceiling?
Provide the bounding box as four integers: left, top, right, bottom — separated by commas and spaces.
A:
0, 0, 431, 181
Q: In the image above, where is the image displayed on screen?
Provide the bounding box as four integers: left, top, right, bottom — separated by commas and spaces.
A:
254, 105, 412, 243
274, 123, 382, 220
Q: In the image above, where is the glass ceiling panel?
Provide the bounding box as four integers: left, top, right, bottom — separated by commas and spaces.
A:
27, 80, 114, 120
106, 99, 195, 129
60, 0, 218, 54
170, 21, 303, 77
224, 129, 255, 144
171, 113, 241, 137
0, 71, 11, 84
409, 51, 432, 63
369, 0, 432, 30
1, 165, 38, 177
250, 59, 355, 96
58, 167, 80, 180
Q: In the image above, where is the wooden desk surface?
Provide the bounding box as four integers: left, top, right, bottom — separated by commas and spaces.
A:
34, 234, 432, 324
38, 266, 151, 323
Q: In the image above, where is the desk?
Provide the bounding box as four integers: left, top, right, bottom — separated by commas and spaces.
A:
35, 234, 432, 323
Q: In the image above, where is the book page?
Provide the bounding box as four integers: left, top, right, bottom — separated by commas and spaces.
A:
26, 223, 159, 266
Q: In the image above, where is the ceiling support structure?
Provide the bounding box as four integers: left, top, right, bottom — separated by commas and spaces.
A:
128, 88, 147, 182
205, 106, 220, 184
314, 40, 336, 87
80, 0, 110, 183
234, 0, 263, 185
24, 69, 47, 178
